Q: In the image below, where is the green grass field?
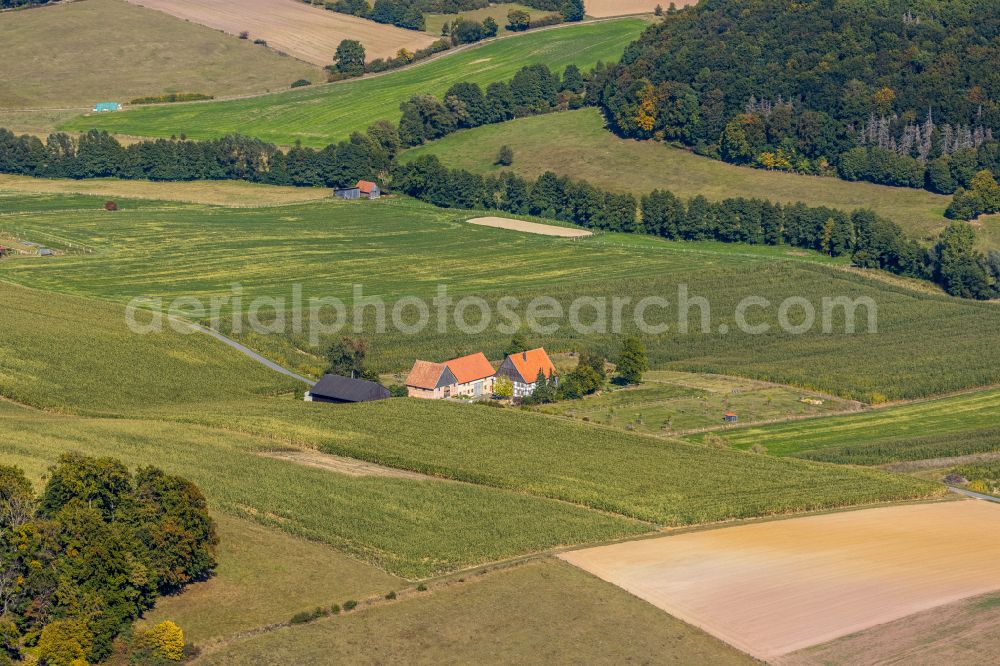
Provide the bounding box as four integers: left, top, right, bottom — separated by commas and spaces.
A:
402, 108, 970, 246
702, 388, 1000, 459
0, 0, 319, 110
535, 371, 859, 435
58, 19, 648, 147
0, 396, 645, 580
196, 558, 755, 665
3, 192, 999, 401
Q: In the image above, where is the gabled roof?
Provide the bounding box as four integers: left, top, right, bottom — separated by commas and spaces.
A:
405, 360, 455, 390
357, 180, 378, 194
504, 348, 556, 384
445, 352, 494, 384
309, 374, 389, 402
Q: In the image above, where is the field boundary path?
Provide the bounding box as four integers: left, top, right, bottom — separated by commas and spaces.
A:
173, 319, 314, 385
949, 486, 1000, 504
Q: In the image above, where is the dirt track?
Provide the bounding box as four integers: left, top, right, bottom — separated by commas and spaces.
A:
560, 501, 1000, 661
468, 217, 593, 237
125, 0, 436, 65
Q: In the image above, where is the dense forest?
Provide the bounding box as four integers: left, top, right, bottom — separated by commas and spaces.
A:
595, 0, 1000, 208
0, 455, 216, 664
0, 0, 52, 8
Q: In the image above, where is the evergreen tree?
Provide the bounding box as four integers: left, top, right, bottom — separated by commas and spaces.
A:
616, 337, 648, 385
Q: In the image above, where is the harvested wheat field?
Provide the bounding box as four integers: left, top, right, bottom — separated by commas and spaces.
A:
0, 175, 330, 207
585, 0, 697, 17
560, 501, 1000, 661
468, 216, 593, 237
125, 0, 437, 66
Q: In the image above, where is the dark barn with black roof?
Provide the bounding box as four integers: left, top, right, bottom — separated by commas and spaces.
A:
305, 374, 390, 404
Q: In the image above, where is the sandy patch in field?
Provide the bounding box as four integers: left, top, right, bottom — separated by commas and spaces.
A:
468, 217, 592, 237
0, 174, 329, 207
124, 0, 436, 65
560, 501, 1000, 661
585, 0, 697, 17
261, 450, 434, 481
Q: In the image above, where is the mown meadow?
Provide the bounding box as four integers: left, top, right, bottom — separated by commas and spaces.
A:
59, 19, 648, 147
3, 193, 999, 402
402, 108, 974, 247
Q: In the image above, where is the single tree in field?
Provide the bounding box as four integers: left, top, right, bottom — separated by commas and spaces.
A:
495, 145, 514, 166
506, 9, 530, 32
503, 331, 530, 357
482, 16, 499, 38
560, 0, 585, 22
334, 39, 366, 77
325, 337, 375, 379
615, 336, 648, 385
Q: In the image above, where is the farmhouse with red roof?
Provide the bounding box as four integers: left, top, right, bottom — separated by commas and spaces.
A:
405, 352, 495, 399
496, 348, 557, 399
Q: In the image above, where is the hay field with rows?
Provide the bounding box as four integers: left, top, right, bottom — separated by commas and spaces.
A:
59, 19, 649, 146
2, 193, 998, 401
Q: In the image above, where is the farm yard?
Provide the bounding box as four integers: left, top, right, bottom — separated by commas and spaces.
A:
0, 0, 319, 110
58, 18, 649, 146
560, 501, 1000, 661
123, 0, 437, 66
2, 193, 999, 402
403, 108, 964, 247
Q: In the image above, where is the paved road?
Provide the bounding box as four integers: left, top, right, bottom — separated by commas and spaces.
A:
949, 486, 1000, 504
176, 319, 314, 386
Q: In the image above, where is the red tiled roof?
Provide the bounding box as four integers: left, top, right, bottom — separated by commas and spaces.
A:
357, 180, 378, 194
725, 412, 737, 417
405, 360, 448, 390
507, 348, 556, 383
445, 353, 494, 384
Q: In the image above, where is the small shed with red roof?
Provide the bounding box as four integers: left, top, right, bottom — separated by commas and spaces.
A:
357, 180, 381, 199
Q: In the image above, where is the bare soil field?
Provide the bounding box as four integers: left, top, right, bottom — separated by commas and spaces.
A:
779, 590, 1000, 666
0, 175, 331, 207
585, 0, 696, 17
125, 0, 437, 66
560, 501, 1000, 661
260, 450, 434, 481
467, 216, 593, 237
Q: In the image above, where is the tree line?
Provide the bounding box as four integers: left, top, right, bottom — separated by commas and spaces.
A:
594, 0, 1000, 206
394, 154, 1000, 300
2, 58, 997, 299
0, 454, 216, 664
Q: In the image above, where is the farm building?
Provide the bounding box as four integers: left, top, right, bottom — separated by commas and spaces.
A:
496, 348, 557, 399
724, 412, 738, 423
38, 248, 54, 257
357, 180, 381, 199
406, 360, 457, 399
405, 352, 496, 399
305, 374, 390, 403
93, 102, 122, 112
334, 187, 361, 200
